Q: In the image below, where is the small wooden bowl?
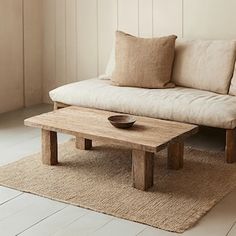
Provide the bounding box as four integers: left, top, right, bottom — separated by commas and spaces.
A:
108, 115, 136, 129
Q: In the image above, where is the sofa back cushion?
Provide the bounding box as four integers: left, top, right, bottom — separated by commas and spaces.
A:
229, 63, 236, 95
172, 39, 236, 94
104, 44, 115, 79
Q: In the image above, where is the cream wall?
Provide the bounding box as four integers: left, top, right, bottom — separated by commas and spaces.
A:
1, 0, 236, 108
42, 0, 236, 103
24, 0, 43, 107
0, 0, 23, 113
0, 0, 42, 114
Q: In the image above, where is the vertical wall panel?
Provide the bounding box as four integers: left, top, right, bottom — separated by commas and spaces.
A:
184, 0, 236, 39
55, 0, 66, 87
0, 0, 23, 113
24, 0, 43, 106
77, 0, 98, 80
139, 0, 153, 37
153, 0, 182, 37
98, 0, 117, 75
118, 0, 139, 36
66, 0, 77, 82
41, 0, 236, 102
43, 0, 56, 103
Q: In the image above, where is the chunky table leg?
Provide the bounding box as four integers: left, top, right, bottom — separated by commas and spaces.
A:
226, 129, 236, 163
168, 141, 184, 170
76, 137, 92, 150
42, 129, 58, 165
132, 150, 154, 191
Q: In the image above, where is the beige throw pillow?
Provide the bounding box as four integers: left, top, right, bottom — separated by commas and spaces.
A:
112, 31, 177, 89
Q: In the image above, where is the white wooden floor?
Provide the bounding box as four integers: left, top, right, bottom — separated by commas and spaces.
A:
0, 104, 236, 236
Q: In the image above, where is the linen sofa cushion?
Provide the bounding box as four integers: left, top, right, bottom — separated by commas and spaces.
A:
112, 31, 177, 89
172, 39, 236, 94
49, 78, 236, 129
229, 63, 236, 95
103, 44, 115, 80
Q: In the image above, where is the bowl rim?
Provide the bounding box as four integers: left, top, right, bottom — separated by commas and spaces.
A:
108, 115, 136, 124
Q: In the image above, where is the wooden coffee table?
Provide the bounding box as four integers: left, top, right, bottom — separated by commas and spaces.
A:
24, 106, 198, 191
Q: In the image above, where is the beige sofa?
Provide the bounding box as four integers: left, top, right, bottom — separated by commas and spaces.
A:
50, 39, 236, 163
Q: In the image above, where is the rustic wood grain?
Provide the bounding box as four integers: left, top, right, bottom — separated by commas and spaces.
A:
226, 129, 236, 163
76, 137, 92, 150
42, 129, 58, 165
25, 106, 198, 153
26, 106, 198, 191
168, 141, 184, 170
132, 150, 154, 191
53, 103, 93, 151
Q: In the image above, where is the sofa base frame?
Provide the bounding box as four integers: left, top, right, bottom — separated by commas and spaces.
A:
53, 102, 236, 164
226, 129, 236, 163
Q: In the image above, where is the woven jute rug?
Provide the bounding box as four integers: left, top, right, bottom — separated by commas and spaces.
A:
0, 140, 236, 233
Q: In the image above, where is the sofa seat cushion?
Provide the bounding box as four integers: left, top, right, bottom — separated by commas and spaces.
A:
49, 78, 236, 129
172, 39, 236, 94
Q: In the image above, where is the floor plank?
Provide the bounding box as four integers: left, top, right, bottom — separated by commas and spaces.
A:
0, 133, 71, 166
53, 211, 114, 236
19, 205, 90, 236
0, 193, 66, 236
0, 126, 40, 149
0, 194, 41, 222
0, 136, 41, 166
91, 218, 147, 236
227, 221, 236, 236
137, 227, 179, 236
0, 187, 22, 205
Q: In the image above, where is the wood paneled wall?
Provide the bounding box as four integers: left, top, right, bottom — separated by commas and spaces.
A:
42, 0, 236, 103
0, 0, 42, 114
0, 0, 24, 113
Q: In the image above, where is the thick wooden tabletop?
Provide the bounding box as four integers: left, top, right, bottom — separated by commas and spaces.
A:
24, 106, 198, 153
